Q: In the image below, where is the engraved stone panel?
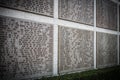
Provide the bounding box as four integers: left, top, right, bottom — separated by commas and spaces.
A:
0, 16, 53, 80
0, 0, 53, 17
59, 26, 94, 73
96, 0, 117, 31
59, 0, 94, 26
96, 32, 117, 68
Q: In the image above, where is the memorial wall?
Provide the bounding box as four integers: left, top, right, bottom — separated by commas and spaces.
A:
0, 0, 119, 80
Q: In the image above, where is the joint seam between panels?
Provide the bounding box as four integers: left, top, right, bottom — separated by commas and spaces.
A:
53, 0, 59, 76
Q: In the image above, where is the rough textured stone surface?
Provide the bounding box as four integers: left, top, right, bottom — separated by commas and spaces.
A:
119, 36, 120, 64
59, 26, 94, 74
0, 0, 53, 17
96, 32, 117, 68
59, 0, 94, 26
119, 6, 120, 31
96, 0, 117, 31
0, 16, 53, 80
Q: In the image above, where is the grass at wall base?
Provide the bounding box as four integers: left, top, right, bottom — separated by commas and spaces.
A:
36, 66, 120, 80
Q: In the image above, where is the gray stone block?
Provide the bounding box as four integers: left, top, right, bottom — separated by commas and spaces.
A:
0, 16, 53, 80
59, 26, 94, 74
96, 32, 117, 68
96, 0, 117, 31
0, 0, 53, 17
59, 0, 94, 26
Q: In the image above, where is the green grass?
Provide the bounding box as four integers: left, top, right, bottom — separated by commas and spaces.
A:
36, 66, 120, 80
